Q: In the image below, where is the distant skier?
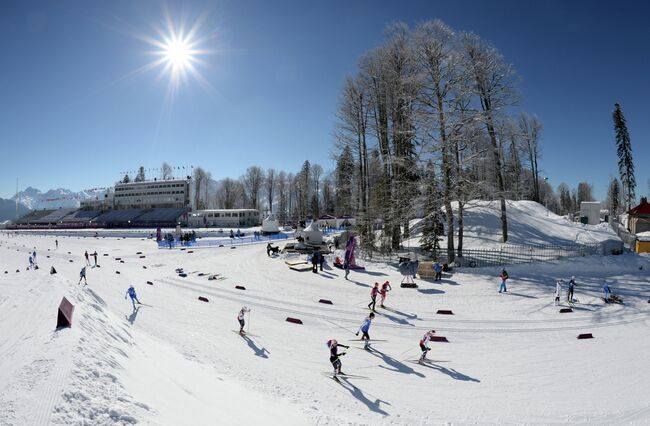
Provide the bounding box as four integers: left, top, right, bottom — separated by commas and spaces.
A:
125, 285, 142, 309
499, 269, 509, 293
84, 250, 90, 266
92, 251, 98, 266
266, 243, 272, 257
28, 255, 34, 270
567, 276, 575, 302
55, 239, 58, 249
78, 266, 87, 285
237, 306, 250, 335
555, 279, 563, 306
603, 281, 611, 301
326, 339, 349, 376
419, 330, 437, 363
433, 262, 443, 281
343, 257, 350, 280
379, 281, 392, 308
355, 312, 375, 349
32, 249, 37, 265
311, 251, 320, 273
368, 282, 379, 311
319, 251, 325, 271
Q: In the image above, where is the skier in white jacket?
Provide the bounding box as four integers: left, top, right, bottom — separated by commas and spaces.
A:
555, 279, 563, 306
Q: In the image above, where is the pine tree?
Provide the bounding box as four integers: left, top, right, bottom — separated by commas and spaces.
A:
606, 178, 621, 220
135, 166, 146, 182
420, 161, 442, 259
613, 103, 636, 210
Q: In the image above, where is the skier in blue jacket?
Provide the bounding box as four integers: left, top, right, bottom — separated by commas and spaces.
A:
603, 281, 611, 301
355, 312, 375, 350
125, 285, 142, 309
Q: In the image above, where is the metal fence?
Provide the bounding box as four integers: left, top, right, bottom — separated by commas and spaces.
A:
356, 241, 620, 269
158, 233, 290, 249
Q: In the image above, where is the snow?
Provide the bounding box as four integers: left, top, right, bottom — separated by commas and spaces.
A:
1, 227, 649, 424
408, 200, 620, 249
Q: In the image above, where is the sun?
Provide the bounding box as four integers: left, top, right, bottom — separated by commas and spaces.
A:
163, 38, 193, 70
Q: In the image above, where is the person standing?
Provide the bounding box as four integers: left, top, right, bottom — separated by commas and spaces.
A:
355, 313, 375, 350
555, 279, 563, 306
567, 276, 575, 302
433, 262, 442, 281
92, 251, 98, 266
125, 285, 142, 309
32, 249, 37, 266
311, 251, 320, 273
379, 281, 392, 308
237, 306, 250, 335
603, 281, 611, 301
499, 269, 509, 293
319, 251, 325, 272
78, 266, 87, 285
343, 257, 350, 280
326, 339, 349, 376
367, 282, 379, 312
419, 330, 437, 363
28, 255, 34, 270
84, 250, 90, 266
55, 239, 59, 250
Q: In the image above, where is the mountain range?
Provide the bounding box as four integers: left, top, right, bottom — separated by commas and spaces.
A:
9, 187, 106, 211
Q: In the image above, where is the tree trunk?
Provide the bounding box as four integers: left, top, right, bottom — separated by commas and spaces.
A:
485, 112, 508, 242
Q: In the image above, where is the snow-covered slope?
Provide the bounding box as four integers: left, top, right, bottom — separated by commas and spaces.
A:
1, 233, 649, 424
411, 200, 620, 249
12, 187, 105, 210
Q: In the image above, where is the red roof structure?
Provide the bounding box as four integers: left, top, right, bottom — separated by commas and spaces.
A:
628, 197, 650, 216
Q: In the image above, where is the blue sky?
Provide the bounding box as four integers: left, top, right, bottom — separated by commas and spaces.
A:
0, 0, 648, 201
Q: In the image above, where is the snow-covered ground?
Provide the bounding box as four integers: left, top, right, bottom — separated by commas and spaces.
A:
1, 231, 649, 425
408, 200, 620, 249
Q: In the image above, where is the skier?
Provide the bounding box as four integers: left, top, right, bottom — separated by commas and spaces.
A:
379, 281, 392, 308
28, 255, 34, 270
419, 329, 437, 363
55, 239, 58, 249
603, 281, 611, 301
237, 306, 250, 335
433, 262, 443, 281
499, 269, 509, 293
555, 279, 563, 306
92, 251, 98, 266
84, 250, 90, 266
343, 256, 350, 280
355, 312, 375, 349
567, 276, 575, 302
367, 282, 379, 311
319, 251, 325, 272
78, 266, 87, 285
32, 249, 37, 265
326, 339, 349, 376
311, 251, 320, 273
125, 285, 142, 309
266, 243, 272, 257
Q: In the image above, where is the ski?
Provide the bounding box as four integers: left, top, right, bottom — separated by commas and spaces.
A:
321, 372, 369, 380
407, 359, 450, 364
348, 339, 387, 342
232, 330, 259, 337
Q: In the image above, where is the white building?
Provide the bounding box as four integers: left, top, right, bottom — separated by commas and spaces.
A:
580, 201, 601, 225
188, 209, 260, 228
112, 179, 190, 209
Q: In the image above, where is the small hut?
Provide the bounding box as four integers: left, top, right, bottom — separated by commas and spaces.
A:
300, 222, 323, 245
262, 214, 280, 234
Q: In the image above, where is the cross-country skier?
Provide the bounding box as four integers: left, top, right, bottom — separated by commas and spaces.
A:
368, 282, 379, 311
326, 339, 349, 376
433, 262, 443, 281
379, 281, 392, 308
28, 255, 34, 270
55, 239, 58, 249
344, 257, 350, 280
125, 285, 142, 309
78, 266, 87, 285
32, 250, 37, 265
355, 312, 375, 349
567, 276, 575, 302
603, 281, 611, 301
419, 330, 436, 363
555, 279, 563, 305
499, 269, 509, 293
92, 251, 98, 266
84, 250, 90, 266
237, 306, 250, 335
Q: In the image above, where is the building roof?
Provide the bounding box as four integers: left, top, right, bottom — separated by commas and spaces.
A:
628, 198, 650, 216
